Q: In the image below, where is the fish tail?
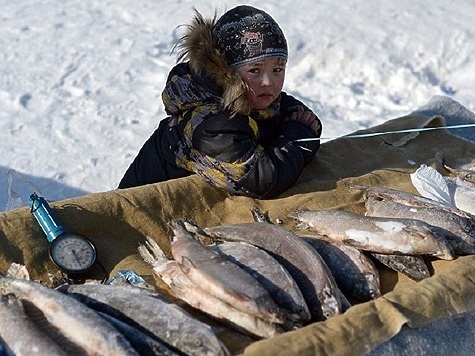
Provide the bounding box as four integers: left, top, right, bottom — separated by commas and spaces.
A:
250, 206, 272, 223
167, 219, 186, 231
182, 218, 207, 235
138, 237, 169, 267
343, 182, 368, 191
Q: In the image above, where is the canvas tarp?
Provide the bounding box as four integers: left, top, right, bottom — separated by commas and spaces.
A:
1, 98, 474, 354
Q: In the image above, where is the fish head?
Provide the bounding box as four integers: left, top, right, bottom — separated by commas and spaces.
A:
414, 263, 431, 279
287, 208, 311, 227
368, 283, 381, 299
365, 271, 381, 299
321, 302, 340, 320
179, 328, 231, 356
276, 290, 312, 322
426, 226, 456, 260
462, 171, 475, 184
351, 279, 381, 301
318, 284, 342, 320
402, 225, 454, 260
285, 304, 312, 323
363, 281, 381, 300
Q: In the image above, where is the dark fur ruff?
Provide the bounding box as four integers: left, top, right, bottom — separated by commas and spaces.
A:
175, 10, 253, 115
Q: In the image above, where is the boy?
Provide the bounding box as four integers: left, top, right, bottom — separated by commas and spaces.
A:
119, 5, 321, 199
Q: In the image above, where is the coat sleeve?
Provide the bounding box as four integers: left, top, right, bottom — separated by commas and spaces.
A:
278, 92, 322, 163
189, 105, 321, 198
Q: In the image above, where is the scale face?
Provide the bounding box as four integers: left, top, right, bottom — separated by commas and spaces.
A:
49, 233, 97, 274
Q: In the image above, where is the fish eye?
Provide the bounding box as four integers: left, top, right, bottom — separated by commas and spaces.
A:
194, 339, 202, 347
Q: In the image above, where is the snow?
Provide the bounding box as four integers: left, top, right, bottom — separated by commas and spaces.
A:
1, 0, 475, 210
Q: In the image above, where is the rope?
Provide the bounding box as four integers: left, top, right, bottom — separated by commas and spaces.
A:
294, 123, 475, 142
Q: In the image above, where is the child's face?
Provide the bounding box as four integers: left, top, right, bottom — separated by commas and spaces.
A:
235, 58, 286, 110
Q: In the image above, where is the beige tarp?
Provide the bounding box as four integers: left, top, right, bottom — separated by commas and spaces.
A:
1, 109, 475, 354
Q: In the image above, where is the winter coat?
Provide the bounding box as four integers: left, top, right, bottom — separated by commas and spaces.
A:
118, 12, 321, 199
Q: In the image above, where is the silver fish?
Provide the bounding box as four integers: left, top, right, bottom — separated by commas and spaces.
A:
160, 260, 283, 339
95, 310, 180, 356
0, 294, 68, 355
445, 176, 475, 216
57, 283, 227, 356
444, 163, 475, 184
139, 237, 282, 339
365, 196, 475, 255
370, 252, 430, 281
169, 219, 286, 325
0, 276, 138, 355
348, 183, 474, 220
185, 220, 342, 321
289, 209, 454, 260
212, 241, 311, 323
300, 235, 381, 301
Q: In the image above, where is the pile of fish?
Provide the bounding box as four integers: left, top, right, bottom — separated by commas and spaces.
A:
137, 182, 475, 340
443, 163, 475, 215
139, 220, 316, 339
292, 184, 475, 282
0, 269, 230, 355
1, 174, 474, 353
139, 215, 373, 338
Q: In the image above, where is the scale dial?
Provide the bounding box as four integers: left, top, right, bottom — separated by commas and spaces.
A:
49, 233, 97, 274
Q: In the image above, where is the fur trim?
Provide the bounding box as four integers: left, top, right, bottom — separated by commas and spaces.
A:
175, 10, 253, 115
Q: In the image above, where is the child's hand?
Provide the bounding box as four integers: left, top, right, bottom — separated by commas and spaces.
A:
288, 106, 321, 134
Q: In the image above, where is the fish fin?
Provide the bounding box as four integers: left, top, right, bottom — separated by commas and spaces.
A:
182, 218, 207, 235
250, 206, 272, 223
6, 263, 30, 280
181, 219, 219, 245
343, 239, 363, 248
178, 256, 196, 275
294, 222, 310, 231
443, 163, 457, 175
138, 236, 169, 266
167, 219, 187, 231
299, 233, 332, 243
401, 226, 433, 241
342, 181, 368, 191
138, 244, 155, 266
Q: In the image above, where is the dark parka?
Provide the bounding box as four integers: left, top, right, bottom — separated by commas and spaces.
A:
118, 12, 322, 199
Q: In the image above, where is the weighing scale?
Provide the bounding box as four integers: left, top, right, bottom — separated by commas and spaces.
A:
29, 193, 97, 275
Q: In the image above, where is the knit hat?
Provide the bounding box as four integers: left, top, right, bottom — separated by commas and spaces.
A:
212, 5, 288, 68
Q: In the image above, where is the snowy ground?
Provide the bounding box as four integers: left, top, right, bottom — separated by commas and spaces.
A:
1, 0, 474, 210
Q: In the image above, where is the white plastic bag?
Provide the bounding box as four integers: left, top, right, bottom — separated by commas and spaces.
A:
3, 169, 43, 211
410, 164, 453, 206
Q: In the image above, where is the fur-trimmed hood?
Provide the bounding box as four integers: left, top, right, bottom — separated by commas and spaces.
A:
173, 10, 253, 115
